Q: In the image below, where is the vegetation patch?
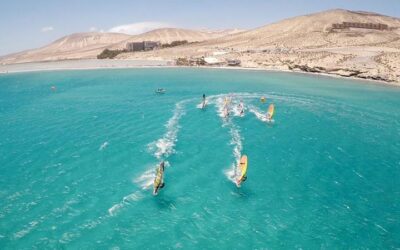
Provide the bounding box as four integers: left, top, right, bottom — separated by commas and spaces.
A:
97, 49, 127, 59
161, 40, 189, 48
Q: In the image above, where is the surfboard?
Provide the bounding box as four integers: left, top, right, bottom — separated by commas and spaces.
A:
266, 104, 274, 121
153, 165, 164, 195
236, 155, 248, 187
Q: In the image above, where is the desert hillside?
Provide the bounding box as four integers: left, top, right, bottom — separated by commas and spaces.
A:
117, 9, 400, 83
0, 28, 243, 64
1, 32, 131, 64
108, 28, 244, 50
198, 9, 400, 49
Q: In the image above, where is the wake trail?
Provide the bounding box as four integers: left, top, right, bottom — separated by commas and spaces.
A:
138, 99, 193, 190
109, 99, 192, 217
149, 99, 191, 160
108, 190, 144, 216
213, 94, 244, 183
248, 104, 268, 122
224, 124, 243, 183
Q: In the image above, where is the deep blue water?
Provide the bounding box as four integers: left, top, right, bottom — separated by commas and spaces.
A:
0, 68, 399, 249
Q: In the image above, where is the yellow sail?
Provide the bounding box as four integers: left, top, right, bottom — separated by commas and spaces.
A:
267, 104, 274, 119
236, 155, 248, 186
153, 166, 163, 189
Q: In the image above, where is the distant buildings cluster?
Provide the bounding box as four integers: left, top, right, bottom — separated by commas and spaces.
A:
332, 22, 388, 30
176, 56, 241, 67
126, 41, 161, 52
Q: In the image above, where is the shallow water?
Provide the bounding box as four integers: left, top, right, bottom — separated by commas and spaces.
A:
0, 68, 399, 249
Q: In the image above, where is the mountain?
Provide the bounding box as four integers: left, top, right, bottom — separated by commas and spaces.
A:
117, 9, 400, 82
0, 28, 244, 64
198, 9, 400, 49
108, 28, 244, 50
1, 32, 131, 64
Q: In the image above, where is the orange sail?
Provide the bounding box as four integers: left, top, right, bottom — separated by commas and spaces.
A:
267, 104, 274, 119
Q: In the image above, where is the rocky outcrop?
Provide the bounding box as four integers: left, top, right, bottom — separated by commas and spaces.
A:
286, 63, 397, 83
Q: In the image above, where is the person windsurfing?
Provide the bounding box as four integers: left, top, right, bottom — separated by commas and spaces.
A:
153, 161, 165, 195
238, 100, 244, 116
266, 104, 275, 122
223, 97, 230, 117
236, 155, 248, 187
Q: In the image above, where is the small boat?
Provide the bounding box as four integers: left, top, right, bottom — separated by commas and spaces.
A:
155, 88, 166, 94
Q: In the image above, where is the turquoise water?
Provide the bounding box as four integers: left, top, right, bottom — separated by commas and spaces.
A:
0, 68, 399, 249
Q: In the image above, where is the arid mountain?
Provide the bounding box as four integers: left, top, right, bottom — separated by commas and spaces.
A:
198, 9, 400, 49
1, 32, 131, 64
116, 9, 400, 82
109, 28, 244, 50
0, 28, 243, 64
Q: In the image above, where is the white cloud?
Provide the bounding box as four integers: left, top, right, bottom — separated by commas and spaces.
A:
41, 26, 54, 32
108, 22, 171, 35
89, 27, 97, 32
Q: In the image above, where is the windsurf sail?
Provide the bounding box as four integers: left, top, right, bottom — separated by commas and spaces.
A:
236, 155, 248, 186
266, 104, 274, 120
153, 164, 164, 195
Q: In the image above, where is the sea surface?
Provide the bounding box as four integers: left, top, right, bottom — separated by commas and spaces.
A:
0, 68, 399, 249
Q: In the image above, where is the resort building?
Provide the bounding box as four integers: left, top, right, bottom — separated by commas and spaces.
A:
126, 41, 161, 52
332, 22, 388, 30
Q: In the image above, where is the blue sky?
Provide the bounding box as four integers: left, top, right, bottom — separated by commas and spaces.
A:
0, 0, 398, 56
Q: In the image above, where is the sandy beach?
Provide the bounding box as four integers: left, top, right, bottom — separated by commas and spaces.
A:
1, 59, 398, 87
0, 59, 171, 73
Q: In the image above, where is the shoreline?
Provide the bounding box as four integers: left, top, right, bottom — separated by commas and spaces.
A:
0, 59, 398, 87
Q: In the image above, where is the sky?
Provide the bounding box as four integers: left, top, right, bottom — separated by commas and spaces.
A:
0, 0, 399, 56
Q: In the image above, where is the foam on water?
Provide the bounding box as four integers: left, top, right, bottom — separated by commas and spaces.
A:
14, 220, 40, 239
135, 168, 155, 190
196, 100, 208, 109
231, 101, 245, 117
150, 100, 190, 160
248, 104, 268, 122
213, 94, 243, 183
99, 141, 109, 151
224, 124, 243, 184
214, 96, 229, 119
108, 191, 144, 216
